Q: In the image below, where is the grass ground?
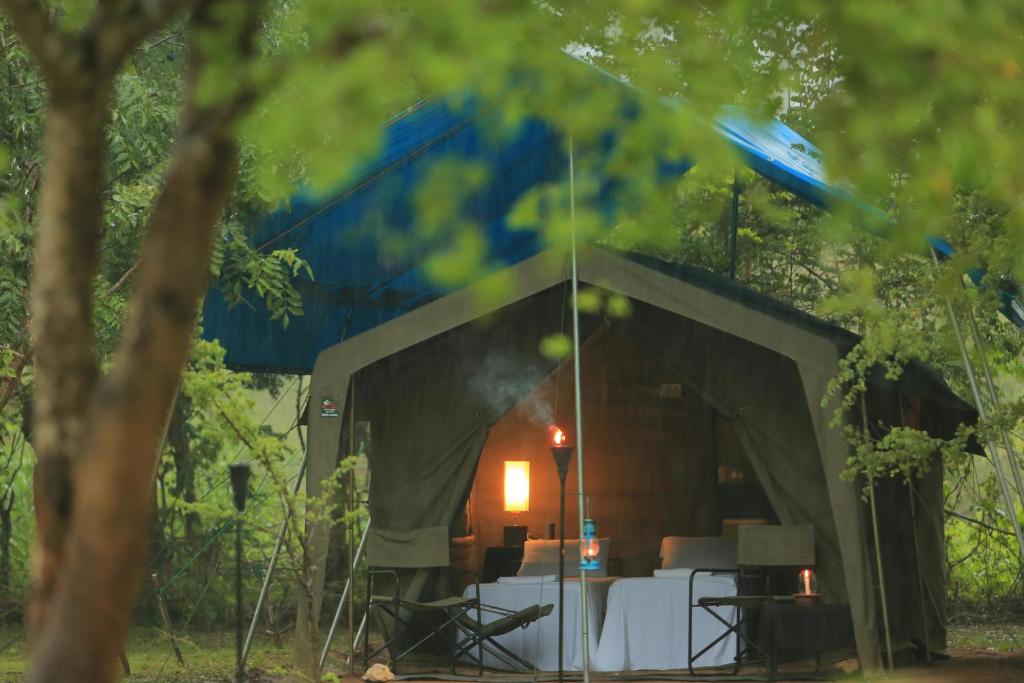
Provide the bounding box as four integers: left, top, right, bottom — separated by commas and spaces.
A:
2, 623, 1023, 681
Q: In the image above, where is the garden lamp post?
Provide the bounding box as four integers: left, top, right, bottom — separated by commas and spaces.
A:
229, 463, 252, 683
549, 426, 572, 683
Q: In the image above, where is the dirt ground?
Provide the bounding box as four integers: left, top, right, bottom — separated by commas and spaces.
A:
330, 649, 1024, 683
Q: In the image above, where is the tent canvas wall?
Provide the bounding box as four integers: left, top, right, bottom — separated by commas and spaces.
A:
305, 245, 976, 672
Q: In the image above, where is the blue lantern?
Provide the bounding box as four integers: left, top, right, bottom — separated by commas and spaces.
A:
579, 518, 601, 571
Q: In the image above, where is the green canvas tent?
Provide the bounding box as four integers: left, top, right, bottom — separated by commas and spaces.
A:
305, 245, 975, 673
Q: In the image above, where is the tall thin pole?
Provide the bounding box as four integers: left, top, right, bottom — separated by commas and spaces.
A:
729, 171, 740, 280
348, 380, 357, 675
241, 451, 309, 669
319, 523, 370, 671
966, 309, 1024, 500
235, 511, 244, 683
558, 472, 567, 683
568, 133, 592, 682
930, 250, 1024, 562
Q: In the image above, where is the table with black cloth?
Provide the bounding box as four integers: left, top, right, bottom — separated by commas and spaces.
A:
756, 601, 855, 676
482, 546, 524, 583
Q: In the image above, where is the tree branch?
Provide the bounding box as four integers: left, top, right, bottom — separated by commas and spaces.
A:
0, 0, 69, 81
92, 0, 197, 70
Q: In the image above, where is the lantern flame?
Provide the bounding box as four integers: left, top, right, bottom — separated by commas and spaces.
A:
549, 425, 566, 446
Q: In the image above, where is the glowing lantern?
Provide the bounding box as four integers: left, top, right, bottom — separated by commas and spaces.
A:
798, 568, 818, 595
504, 461, 530, 513
579, 518, 602, 571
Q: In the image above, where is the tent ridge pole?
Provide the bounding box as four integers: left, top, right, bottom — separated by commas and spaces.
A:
568, 132, 592, 683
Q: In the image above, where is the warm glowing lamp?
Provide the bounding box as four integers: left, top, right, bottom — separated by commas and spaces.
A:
794, 567, 821, 606
579, 518, 602, 571
504, 460, 530, 512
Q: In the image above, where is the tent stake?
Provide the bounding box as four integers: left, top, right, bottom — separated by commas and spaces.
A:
930, 249, 1024, 564
240, 449, 309, 670
568, 132, 592, 683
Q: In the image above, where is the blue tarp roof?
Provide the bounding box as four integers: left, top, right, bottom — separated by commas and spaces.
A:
201, 59, 1017, 374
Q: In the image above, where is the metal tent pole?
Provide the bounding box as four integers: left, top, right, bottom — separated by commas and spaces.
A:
319, 522, 370, 671
729, 171, 740, 281
240, 449, 309, 669
348, 380, 358, 675
346, 611, 369, 667
930, 250, 1024, 563
568, 133, 592, 683
965, 309, 1024, 500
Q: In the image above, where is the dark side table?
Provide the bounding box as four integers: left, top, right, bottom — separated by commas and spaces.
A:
756, 601, 855, 677
482, 546, 524, 583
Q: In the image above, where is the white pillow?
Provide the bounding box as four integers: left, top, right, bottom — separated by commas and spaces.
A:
517, 538, 610, 578
660, 536, 737, 570
653, 567, 694, 578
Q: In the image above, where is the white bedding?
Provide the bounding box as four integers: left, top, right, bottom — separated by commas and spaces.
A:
593, 574, 738, 672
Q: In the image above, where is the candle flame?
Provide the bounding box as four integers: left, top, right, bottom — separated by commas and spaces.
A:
548, 425, 566, 446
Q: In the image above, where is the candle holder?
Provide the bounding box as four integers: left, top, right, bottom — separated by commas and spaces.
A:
793, 567, 821, 606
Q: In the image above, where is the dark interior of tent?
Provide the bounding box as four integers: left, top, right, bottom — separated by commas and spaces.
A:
335, 274, 972, 658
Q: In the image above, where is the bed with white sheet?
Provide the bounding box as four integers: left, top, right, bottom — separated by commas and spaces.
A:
593, 536, 739, 672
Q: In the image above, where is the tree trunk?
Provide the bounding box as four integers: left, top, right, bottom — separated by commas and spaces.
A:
168, 393, 200, 538
26, 114, 240, 682
29, 83, 111, 640
0, 491, 13, 608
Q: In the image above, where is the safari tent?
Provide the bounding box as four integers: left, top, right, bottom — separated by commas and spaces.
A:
202, 56, 983, 675
298, 244, 974, 672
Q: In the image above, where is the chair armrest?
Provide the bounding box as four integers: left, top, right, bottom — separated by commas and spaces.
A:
368, 569, 401, 604
688, 568, 739, 607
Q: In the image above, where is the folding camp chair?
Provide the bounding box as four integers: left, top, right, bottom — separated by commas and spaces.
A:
688, 524, 815, 678
454, 601, 555, 672
364, 568, 482, 674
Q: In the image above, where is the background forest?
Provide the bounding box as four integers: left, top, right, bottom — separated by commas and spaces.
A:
2, 1, 1024, 681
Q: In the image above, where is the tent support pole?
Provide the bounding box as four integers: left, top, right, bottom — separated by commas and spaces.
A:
320, 522, 370, 671
866, 476, 895, 670
346, 611, 368, 667
861, 395, 895, 671
240, 449, 309, 670
729, 171, 740, 281
930, 249, 1024, 563
568, 133, 592, 683
908, 481, 931, 664
348, 380, 357, 675
965, 308, 1024, 499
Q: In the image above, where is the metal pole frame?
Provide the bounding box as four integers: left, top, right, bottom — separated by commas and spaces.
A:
235, 510, 245, 683
729, 171, 740, 281
965, 308, 1024, 500
930, 249, 1024, 562
240, 450, 309, 670
319, 522, 371, 670
568, 133, 592, 683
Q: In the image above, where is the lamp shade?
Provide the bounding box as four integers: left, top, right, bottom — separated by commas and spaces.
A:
504, 460, 530, 512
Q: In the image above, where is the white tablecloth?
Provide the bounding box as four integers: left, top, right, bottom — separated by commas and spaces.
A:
462, 577, 614, 671
594, 575, 738, 671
